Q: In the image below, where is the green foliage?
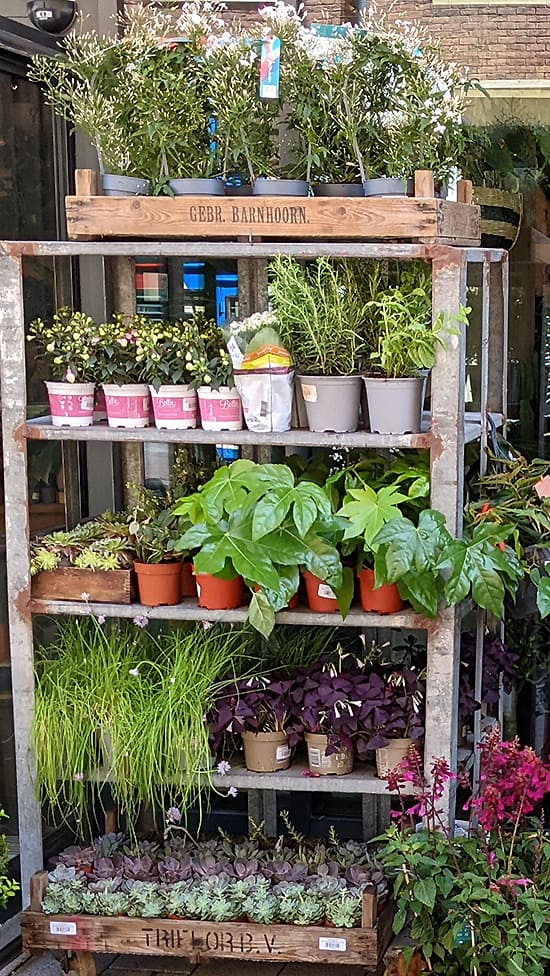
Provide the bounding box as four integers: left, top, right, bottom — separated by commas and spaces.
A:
269, 256, 373, 375
0, 809, 18, 909
27, 307, 98, 383
30, 517, 134, 576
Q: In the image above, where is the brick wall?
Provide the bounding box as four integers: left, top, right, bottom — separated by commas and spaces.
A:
335, 0, 550, 81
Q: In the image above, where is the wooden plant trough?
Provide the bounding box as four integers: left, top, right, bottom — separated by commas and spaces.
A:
31, 568, 135, 604
21, 871, 394, 975
66, 170, 480, 246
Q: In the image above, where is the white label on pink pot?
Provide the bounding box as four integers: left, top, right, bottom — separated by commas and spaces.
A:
317, 583, 336, 600
200, 397, 241, 422
153, 396, 197, 420
49, 393, 94, 417
105, 395, 150, 419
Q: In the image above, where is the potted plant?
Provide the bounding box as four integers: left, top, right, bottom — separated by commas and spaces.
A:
135, 316, 206, 430
222, 310, 294, 433
128, 487, 182, 607
173, 459, 348, 634
380, 733, 550, 975
209, 674, 293, 772
364, 263, 469, 433
269, 255, 372, 432
184, 322, 243, 431
355, 667, 425, 776
27, 308, 97, 426
87, 313, 151, 428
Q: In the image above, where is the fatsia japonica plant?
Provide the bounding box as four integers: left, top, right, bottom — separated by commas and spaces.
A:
172, 459, 352, 636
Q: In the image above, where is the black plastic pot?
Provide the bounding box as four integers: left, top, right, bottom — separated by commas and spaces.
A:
313, 183, 364, 197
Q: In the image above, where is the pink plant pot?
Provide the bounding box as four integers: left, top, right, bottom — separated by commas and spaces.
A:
102, 384, 150, 428
150, 385, 198, 430
46, 382, 95, 427
198, 386, 243, 431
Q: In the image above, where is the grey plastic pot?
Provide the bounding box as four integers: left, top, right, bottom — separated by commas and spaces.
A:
297, 374, 362, 432
363, 376, 424, 434
363, 177, 407, 198
253, 178, 310, 197
169, 178, 225, 196
313, 183, 364, 197
102, 174, 150, 197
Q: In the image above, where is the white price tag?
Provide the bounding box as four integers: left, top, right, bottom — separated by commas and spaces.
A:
308, 747, 321, 767
301, 384, 318, 403
276, 745, 290, 761
226, 336, 244, 369
49, 921, 77, 936
319, 937, 347, 952
317, 583, 336, 600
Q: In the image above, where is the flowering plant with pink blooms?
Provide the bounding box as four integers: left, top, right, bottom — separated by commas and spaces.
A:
377, 732, 550, 976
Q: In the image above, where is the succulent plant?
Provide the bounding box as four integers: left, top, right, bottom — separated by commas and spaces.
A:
242, 889, 280, 924
164, 880, 192, 917
97, 891, 130, 916
87, 878, 122, 894
122, 854, 158, 881
289, 892, 325, 926
157, 856, 192, 884
89, 856, 119, 881
126, 881, 165, 918
55, 845, 95, 870
42, 879, 86, 915
326, 889, 363, 928
308, 876, 346, 897
80, 890, 99, 914
93, 833, 125, 857
42, 883, 67, 914
48, 864, 80, 883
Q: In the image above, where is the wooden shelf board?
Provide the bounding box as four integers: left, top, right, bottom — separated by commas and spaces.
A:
25, 412, 503, 448
30, 597, 433, 630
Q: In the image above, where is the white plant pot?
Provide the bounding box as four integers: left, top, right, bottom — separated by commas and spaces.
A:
197, 386, 243, 431
102, 384, 151, 429
45, 381, 95, 427
149, 385, 198, 430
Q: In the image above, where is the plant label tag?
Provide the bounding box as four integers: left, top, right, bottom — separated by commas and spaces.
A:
534, 475, 550, 498
276, 745, 290, 761
259, 36, 281, 101
49, 921, 77, 936
301, 384, 317, 403
317, 583, 336, 599
308, 747, 321, 767
319, 937, 347, 952
226, 336, 244, 369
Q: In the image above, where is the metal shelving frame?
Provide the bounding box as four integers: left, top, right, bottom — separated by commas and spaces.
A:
0, 239, 508, 905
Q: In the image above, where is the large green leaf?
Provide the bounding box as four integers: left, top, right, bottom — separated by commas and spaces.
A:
397, 571, 440, 618
336, 565, 354, 617
251, 526, 307, 566
339, 484, 407, 549
252, 487, 294, 539
247, 590, 275, 639
292, 492, 318, 537
375, 509, 451, 580
302, 531, 343, 589
470, 566, 505, 616
413, 878, 436, 910
536, 575, 550, 618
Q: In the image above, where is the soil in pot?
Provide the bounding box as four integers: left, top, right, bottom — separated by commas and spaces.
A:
45, 381, 95, 428
297, 375, 362, 433
363, 376, 424, 435
134, 561, 182, 607
195, 572, 244, 610
375, 738, 413, 778
358, 569, 404, 614
302, 570, 339, 613
241, 730, 291, 772
305, 732, 353, 775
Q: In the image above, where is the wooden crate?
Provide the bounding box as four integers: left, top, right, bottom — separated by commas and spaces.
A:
21, 872, 393, 974
65, 170, 480, 246
31, 568, 135, 604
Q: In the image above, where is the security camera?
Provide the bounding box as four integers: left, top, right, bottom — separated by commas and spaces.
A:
26, 0, 77, 35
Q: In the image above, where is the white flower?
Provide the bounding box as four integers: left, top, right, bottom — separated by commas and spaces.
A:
227, 786, 238, 798
129, 667, 140, 677
73, 772, 84, 782
217, 760, 231, 776
166, 806, 182, 824
80, 591, 90, 602
133, 613, 149, 629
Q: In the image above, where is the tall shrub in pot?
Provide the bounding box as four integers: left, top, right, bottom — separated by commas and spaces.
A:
269, 256, 372, 432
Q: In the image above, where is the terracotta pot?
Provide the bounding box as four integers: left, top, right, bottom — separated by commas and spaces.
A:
241, 730, 291, 772
302, 570, 338, 613
305, 732, 353, 776
195, 572, 244, 609
134, 561, 181, 607
358, 569, 403, 614
181, 561, 198, 599
375, 738, 413, 778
